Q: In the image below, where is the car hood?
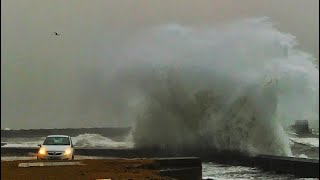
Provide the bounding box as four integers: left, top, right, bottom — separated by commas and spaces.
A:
42, 145, 70, 152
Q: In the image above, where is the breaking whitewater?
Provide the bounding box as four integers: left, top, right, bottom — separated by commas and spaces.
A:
104, 17, 318, 157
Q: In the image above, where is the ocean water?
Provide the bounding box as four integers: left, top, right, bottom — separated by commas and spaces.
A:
1, 133, 133, 149
1, 129, 318, 158
202, 162, 317, 180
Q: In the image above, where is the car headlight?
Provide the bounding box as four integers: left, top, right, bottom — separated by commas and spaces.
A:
64, 148, 72, 155
38, 147, 46, 155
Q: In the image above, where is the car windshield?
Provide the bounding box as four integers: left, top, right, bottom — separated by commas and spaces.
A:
43, 137, 70, 145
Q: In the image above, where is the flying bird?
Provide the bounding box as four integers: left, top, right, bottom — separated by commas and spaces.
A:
53, 32, 60, 36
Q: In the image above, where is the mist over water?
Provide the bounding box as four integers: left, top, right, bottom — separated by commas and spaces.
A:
107, 17, 318, 156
